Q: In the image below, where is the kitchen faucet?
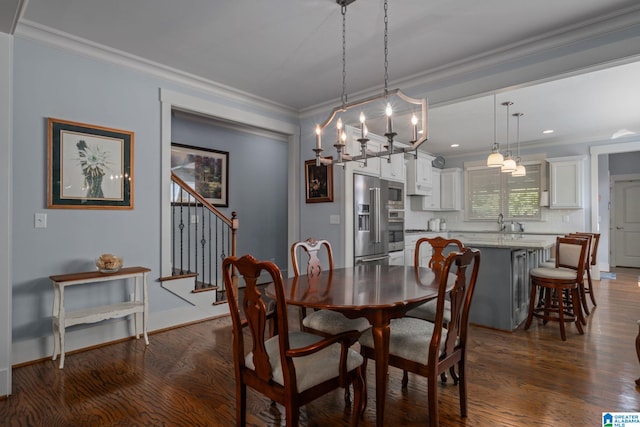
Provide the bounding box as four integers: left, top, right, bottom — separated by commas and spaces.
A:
497, 213, 505, 231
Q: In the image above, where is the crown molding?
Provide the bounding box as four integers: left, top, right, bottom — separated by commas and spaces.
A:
14, 20, 299, 118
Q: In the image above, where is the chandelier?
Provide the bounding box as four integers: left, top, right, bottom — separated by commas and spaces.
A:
512, 112, 526, 176
314, 0, 428, 167
500, 101, 517, 173
486, 94, 504, 167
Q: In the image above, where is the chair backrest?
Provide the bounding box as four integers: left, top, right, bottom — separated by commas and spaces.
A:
572, 232, 600, 266
222, 254, 291, 385
291, 238, 334, 277
415, 236, 464, 271
555, 237, 589, 277
566, 233, 592, 274
429, 247, 481, 365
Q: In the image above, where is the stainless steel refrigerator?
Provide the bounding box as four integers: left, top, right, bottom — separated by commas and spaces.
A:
354, 173, 390, 265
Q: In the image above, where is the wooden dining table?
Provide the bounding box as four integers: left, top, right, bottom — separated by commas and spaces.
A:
267, 263, 452, 427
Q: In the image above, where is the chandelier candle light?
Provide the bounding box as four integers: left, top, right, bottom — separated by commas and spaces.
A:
313, 0, 428, 167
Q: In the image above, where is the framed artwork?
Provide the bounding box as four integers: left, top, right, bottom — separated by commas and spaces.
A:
47, 118, 134, 209
171, 143, 229, 207
305, 158, 333, 203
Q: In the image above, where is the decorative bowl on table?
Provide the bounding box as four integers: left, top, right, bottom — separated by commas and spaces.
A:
96, 254, 123, 273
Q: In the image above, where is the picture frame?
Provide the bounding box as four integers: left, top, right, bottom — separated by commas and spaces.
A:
171, 143, 229, 207
305, 158, 333, 203
47, 118, 134, 210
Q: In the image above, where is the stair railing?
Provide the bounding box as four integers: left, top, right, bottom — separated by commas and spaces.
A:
170, 172, 238, 304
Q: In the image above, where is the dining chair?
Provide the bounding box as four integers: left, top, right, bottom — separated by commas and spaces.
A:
358, 247, 481, 427
222, 254, 364, 427
405, 236, 464, 324
404, 236, 464, 385
524, 236, 589, 340
291, 238, 371, 337
573, 232, 600, 309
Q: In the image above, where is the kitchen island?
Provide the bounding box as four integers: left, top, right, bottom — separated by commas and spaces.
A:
450, 233, 557, 331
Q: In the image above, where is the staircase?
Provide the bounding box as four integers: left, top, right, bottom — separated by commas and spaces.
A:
160, 172, 238, 306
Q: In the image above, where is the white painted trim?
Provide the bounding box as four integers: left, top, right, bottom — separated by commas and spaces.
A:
15, 21, 296, 117
0, 33, 13, 396
160, 88, 300, 277
590, 139, 640, 270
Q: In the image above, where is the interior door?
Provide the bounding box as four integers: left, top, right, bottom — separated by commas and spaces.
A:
613, 179, 640, 267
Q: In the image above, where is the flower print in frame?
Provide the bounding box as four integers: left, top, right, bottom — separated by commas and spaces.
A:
47, 118, 134, 209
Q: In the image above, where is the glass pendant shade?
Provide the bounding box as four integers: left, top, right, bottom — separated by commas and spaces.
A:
501, 154, 517, 173
487, 142, 503, 167
512, 163, 526, 177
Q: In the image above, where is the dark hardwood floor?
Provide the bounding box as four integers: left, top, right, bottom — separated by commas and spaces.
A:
1, 267, 639, 426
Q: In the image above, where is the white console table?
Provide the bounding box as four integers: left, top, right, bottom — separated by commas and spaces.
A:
49, 266, 151, 369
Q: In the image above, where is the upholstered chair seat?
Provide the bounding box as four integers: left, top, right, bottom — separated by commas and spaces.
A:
302, 310, 371, 336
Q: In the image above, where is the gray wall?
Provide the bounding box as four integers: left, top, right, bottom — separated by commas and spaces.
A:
610, 151, 640, 174
172, 114, 289, 271
10, 36, 297, 365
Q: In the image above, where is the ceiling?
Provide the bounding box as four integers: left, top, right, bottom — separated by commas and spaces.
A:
4, 0, 640, 158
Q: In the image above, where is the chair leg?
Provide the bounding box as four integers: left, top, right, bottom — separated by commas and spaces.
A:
427, 375, 439, 427
286, 404, 300, 427
587, 270, 597, 307
360, 357, 368, 416
344, 385, 352, 406
402, 370, 408, 388
351, 367, 364, 427
458, 361, 467, 418
572, 288, 585, 335
237, 383, 246, 427
557, 289, 567, 341
579, 282, 590, 316
524, 279, 539, 330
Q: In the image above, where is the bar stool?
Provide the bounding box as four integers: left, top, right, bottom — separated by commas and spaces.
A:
524, 236, 589, 341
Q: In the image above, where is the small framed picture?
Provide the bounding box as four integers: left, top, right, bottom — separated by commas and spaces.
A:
47, 118, 134, 209
171, 143, 229, 207
305, 158, 333, 203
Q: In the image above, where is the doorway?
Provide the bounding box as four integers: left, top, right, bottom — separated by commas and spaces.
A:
612, 178, 640, 267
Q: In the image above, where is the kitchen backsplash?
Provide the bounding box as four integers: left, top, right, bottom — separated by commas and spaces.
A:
404, 199, 586, 234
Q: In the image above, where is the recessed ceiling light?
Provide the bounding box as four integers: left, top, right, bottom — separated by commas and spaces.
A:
450, 144, 459, 148
543, 129, 554, 134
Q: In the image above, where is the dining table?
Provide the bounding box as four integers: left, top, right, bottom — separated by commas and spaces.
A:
266, 263, 452, 427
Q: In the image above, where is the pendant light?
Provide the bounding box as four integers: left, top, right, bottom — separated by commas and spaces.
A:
512, 112, 526, 177
486, 94, 504, 167
501, 101, 517, 173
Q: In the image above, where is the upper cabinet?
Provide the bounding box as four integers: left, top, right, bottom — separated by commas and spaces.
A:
406, 151, 434, 195
546, 155, 586, 209
439, 168, 463, 211
344, 126, 405, 182
410, 167, 462, 211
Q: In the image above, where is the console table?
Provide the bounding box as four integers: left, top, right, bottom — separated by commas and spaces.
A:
49, 266, 151, 369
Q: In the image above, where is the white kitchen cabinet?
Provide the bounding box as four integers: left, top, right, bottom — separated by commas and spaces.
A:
406, 151, 435, 195
546, 155, 586, 209
380, 142, 406, 182
410, 168, 462, 211
410, 169, 440, 210
440, 168, 463, 211
389, 250, 405, 266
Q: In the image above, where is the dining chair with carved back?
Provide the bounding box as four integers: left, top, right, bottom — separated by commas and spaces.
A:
222, 254, 365, 427
358, 247, 481, 427
291, 238, 371, 337
404, 236, 464, 385
524, 236, 589, 340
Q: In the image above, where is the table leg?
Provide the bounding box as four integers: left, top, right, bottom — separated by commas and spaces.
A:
51, 283, 60, 362
371, 322, 391, 427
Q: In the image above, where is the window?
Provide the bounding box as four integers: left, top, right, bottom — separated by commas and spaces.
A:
466, 162, 541, 221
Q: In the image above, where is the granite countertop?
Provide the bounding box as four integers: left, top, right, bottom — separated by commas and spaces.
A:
459, 236, 556, 249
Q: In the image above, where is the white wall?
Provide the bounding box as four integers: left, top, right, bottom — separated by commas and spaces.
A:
0, 33, 13, 396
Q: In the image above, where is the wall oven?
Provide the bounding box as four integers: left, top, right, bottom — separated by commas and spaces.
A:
388, 209, 405, 252
388, 181, 404, 210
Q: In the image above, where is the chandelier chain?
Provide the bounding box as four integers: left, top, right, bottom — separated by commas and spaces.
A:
383, 0, 389, 96
341, 4, 348, 107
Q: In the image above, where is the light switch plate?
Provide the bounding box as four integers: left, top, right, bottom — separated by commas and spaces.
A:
329, 215, 340, 224
35, 213, 47, 228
